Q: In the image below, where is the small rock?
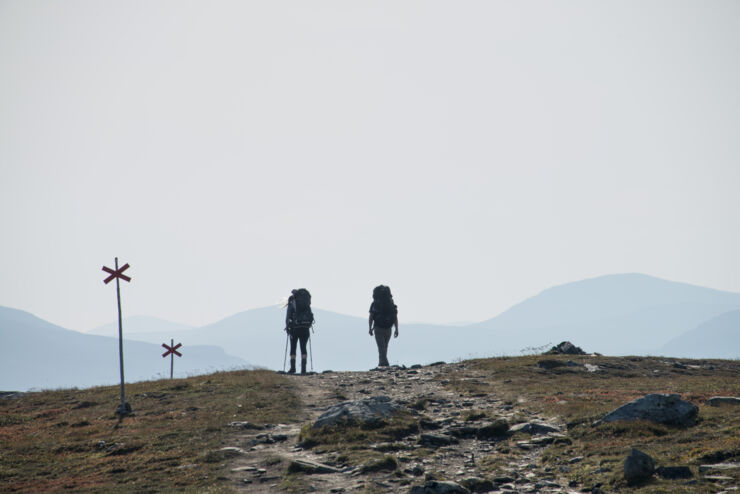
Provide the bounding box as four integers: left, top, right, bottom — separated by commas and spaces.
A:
461, 476, 495, 492
287, 459, 341, 474
509, 422, 560, 435
568, 456, 584, 464
419, 433, 458, 447
706, 397, 740, 407
227, 421, 264, 430
624, 448, 655, 485
203, 447, 246, 463
699, 463, 740, 472
537, 359, 567, 370
410, 480, 470, 494
475, 420, 509, 439
655, 466, 692, 479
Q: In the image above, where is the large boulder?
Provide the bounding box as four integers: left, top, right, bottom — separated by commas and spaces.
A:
624, 448, 655, 485
312, 395, 403, 428
601, 394, 698, 427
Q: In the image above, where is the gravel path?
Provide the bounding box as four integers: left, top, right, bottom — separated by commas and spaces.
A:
225, 362, 578, 493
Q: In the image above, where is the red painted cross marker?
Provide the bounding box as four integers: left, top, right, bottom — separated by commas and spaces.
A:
161, 342, 182, 358
102, 263, 131, 284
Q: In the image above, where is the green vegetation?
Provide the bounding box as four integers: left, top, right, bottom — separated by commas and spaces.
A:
0, 370, 299, 493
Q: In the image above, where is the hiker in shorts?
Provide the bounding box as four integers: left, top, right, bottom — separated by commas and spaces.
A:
285, 288, 314, 374
368, 285, 399, 367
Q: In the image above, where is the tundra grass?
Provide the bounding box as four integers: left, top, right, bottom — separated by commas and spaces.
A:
0, 369, 300, 493
444, 355, 740, 492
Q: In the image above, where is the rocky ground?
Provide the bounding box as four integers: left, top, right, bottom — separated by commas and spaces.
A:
223, 362, 581, 493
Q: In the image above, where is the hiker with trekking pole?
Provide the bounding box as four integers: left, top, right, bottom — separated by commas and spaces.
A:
283, 288, 314, 374
369, 285, 398, 368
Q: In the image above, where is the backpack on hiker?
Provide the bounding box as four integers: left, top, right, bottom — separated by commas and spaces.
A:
288, 288, 314, 330
371, 285, 397, 328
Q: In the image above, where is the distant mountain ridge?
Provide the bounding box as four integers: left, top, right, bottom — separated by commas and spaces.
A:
661, 309, 740, 359
0, 306, 250, 392
4, 273, 739, 390
88, 315, 194, 337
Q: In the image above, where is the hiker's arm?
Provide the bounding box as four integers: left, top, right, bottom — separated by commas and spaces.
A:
368, 315, 374, 335
394, 316, 399, 338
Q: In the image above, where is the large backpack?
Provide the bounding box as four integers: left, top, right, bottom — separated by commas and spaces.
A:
289, 288, 314, 329
371, 285, 397, 328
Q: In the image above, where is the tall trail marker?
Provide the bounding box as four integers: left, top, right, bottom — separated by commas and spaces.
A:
103, 257, 132, 416
162, 339, 182, 379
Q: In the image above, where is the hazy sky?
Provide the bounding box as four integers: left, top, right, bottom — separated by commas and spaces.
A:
2, 1, 739, 331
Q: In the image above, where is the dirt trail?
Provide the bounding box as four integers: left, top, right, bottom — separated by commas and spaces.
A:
225, 363, 573, 493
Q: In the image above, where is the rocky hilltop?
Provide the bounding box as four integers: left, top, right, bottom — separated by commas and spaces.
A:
222, 354, 740, 493
1, 353, 738, 493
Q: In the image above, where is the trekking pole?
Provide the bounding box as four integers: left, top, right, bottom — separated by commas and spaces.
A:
308, 335, 313, 372
282, 329, 288, 372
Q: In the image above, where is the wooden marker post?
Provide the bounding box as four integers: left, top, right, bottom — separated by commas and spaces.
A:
102, 257, 132, 416
161, 339, 182, 379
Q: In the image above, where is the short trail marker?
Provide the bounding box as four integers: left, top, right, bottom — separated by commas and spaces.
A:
162, 339, 182, 379
102, 257, 132, 417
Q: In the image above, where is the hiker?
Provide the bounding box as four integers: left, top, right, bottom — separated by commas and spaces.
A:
368, 285, 399, 367
285, 288, 314, 374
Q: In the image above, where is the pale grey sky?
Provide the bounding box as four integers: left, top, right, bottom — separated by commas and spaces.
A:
1, 1, 739, 331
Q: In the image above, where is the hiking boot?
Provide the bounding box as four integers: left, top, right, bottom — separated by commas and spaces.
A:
288, 358, 296, 374
301, 359, 307, 375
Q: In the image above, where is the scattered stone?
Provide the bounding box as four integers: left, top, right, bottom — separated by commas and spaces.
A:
360, 456, 398, 473
655, 466, 692, 479
509, 422, 560, 435
227, 421, 264, 430
475, 420, 510, 439
448, 425, 479, 439
537, 359, 567, 370
231, 466, 257, 472
203, 447, 246, 463
312, 395, 403, 428
429, 361, 447, 366
569, 456, 584, 464
703, 475, 734, 482
624, 448, 655, 485
546, 341, 586, 355
286, 459, 342, 474
411, 364, 423, 369
410, 480, 470, 494
460, 477, 495, 492
699, 463, 740, 472
601, 393, 698, 427
420, 433, 459, 447
707, 397, 740, 407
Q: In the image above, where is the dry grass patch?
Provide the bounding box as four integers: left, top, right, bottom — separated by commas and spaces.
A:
0, 369, 300, 493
